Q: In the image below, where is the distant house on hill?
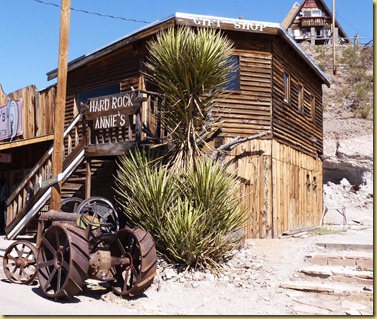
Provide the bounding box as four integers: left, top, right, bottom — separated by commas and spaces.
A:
282, 0, 350, 46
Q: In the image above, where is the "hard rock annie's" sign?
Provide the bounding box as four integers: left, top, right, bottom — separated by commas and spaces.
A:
85, 91, 141, 130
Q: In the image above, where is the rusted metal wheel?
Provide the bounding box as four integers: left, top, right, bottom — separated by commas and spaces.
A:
109, 226, 157, 297
60, 197, 83, 213
75, 196, 119, 234
37, 224, 89, 298
3, 240, 38, 284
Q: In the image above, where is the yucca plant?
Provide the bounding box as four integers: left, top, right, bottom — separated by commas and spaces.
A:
115, 27, 246, 272
143, 26, 235, 169
114, 150, 246, 271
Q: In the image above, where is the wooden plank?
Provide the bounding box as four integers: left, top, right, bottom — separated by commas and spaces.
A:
0, 135, 54, 150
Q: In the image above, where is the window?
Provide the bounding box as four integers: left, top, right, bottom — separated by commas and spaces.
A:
302, 9, 322, 17
310, 94, 316, 123
298, 84, 304, 114
77, 83, 121, 111
283, 72, 291, 104
311, 10, 322, 17
222, 55, 240, 91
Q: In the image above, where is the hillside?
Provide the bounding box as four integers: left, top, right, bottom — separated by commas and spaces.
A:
301, 42, 373, 226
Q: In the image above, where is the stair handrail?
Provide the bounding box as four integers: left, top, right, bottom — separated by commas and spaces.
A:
5, 113, 84, 234
6, 144, 86, 240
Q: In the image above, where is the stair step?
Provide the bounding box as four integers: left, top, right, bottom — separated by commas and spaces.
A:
280, 280, 373, 301
316, 243, 373, 252
64, 178, 86, 183
62, 183, 84, 190
305, 252, 373, 270
298, 265, 373, 286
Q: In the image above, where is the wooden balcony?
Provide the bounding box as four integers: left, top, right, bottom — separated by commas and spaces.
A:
300, 17, 330, 28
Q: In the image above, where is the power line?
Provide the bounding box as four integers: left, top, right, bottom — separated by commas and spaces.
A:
32, 0, 150, 24
335, 11, 371, 40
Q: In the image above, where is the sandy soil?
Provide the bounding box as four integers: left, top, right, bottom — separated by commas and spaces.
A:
82, 223, 373, 315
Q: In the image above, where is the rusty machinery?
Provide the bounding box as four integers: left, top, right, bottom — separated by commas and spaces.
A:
2, 196, 157, 299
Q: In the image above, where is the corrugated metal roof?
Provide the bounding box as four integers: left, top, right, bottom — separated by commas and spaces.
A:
46, 12, 331, 87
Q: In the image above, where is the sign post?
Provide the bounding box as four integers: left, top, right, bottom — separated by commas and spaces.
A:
50, 0, 70, 210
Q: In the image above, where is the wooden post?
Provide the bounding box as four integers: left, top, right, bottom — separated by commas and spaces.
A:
332, 0, 337, 76
85, 159, 91, 199
50, 0, 71, 210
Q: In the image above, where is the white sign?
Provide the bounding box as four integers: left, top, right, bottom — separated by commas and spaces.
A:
0, 98, 23, 141
192, 17, 266, 32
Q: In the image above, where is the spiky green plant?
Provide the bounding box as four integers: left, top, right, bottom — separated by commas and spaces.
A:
114, 150, 246, 271
143, 26, 235, 169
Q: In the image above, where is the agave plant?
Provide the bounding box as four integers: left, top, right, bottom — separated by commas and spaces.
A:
143, 26, 235, 169
114, 150, 247, 271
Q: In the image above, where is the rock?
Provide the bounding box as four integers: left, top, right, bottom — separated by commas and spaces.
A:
192, 272, 202, 281
340, 178, 351, 187
162, 268, 176, 280
191, 282, 199, 289
205, 273, 216, 282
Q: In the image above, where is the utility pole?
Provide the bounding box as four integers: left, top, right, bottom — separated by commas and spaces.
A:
332, 0, 337, 76
50, 0, 71, 210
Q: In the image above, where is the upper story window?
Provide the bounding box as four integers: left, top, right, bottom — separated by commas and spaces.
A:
298, 84, 304, 114
77, 83, 121, 111
302, 9, 322, 17
310, 93, 316, 123
283, 72, 291, 104
222, 55, 240, 91
311, 10, 322, 17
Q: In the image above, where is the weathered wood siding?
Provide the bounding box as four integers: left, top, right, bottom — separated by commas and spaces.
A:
271, 37, 324, 158
215, 33, 273, 137
225, 138, 322, 239
65, 45, 143, 124
216, 34, 324, 238
0, 84, 55, 140
271, 140, 323, 236
224, 138, 273, 239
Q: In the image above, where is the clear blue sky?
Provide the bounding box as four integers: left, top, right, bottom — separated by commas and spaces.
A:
0, 0, 373, 94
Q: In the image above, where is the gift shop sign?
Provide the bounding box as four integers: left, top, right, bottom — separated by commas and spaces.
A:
0, 98, 23, 141
179, 16, 267, 33
85, 91, 141, 130
192, 17, 266, 32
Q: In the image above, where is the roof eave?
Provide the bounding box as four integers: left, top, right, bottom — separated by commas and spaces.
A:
46, 14, 177, 81
46, 12, 331, 87
277, 26, 331, 87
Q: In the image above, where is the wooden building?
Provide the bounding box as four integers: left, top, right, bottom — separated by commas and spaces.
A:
282, 0, 350, 45
1, 12, 331, 239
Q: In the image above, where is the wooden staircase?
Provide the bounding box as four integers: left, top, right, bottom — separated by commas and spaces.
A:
4, 89, 163, 240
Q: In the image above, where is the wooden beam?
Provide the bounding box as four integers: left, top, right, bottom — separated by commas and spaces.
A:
50, 0, 70, 210
0, 135, 54, 150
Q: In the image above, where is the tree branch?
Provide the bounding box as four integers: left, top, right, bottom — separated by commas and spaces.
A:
211, 130, 272, 162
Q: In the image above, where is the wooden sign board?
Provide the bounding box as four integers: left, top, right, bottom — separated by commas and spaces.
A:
175, 15, 278, 35
85, 91, 141, 130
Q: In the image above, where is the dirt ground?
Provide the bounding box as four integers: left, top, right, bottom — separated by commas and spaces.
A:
0, 220, 372, 316
80, 223, 373, 315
